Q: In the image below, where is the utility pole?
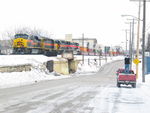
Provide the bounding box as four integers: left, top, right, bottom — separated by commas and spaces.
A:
131, 19, 135, 61
142, 0, 146, 82
136, 0, 141, 79
129, 22, 132, 69
122, 15, 137, 70
82, 33, 84, 64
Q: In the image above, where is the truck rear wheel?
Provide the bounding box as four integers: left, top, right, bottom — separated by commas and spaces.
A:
117, 83, 121, 88
132, 83, 136, 88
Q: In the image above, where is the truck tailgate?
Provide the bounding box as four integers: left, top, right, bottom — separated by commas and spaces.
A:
118, 74, 136, 81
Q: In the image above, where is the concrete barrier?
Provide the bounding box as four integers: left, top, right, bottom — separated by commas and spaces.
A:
0, 64, 32, 73
68, 60, 80, 73
52, 58, 80, 75
53, 59, 69, 75
0, 59, 80, 75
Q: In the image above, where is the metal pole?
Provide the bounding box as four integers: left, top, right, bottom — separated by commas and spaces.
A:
82, 33, 84, 64
131, 19, 135, 63
142, 0, 146, 82
129, 22, 132, 70
136, 0, 141, 79
99, 48, 101, 66
105, 47, 107, 63
88, 58, 90, 65
125, 29, 128, 53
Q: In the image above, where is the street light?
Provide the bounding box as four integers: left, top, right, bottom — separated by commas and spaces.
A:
121, 15, 143, 21
122, 14, 142, 78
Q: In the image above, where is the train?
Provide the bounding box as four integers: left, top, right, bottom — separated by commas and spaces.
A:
12, 33, 123, 56
13, 34, 80, 56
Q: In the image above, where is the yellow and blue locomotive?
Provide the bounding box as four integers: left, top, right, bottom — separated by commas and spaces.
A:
13, 34, 42, 54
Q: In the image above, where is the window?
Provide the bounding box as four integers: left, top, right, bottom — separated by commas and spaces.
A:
14, 34, 29, 39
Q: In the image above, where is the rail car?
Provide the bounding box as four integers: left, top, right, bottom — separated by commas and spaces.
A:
40, 37, 58, 56
13, 34, 42, 54
3, 33, 123, 56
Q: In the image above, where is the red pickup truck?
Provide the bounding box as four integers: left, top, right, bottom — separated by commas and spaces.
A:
116, 69, 136, 88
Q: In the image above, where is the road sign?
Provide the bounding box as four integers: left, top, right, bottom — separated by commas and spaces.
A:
133, 59, 140, 64
145, 52, 150, 56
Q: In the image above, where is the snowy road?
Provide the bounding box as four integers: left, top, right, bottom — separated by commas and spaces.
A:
0, 60, 150, 113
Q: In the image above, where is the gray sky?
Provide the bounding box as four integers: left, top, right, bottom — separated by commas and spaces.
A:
0, 0, 150, 47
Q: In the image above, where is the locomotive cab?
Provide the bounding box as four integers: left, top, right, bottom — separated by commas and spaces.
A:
13, 34, 42, 54
13, 34, 29, 54
13, 34, 29, 48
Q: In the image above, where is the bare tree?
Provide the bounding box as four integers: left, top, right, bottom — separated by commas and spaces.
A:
14, 27, 50, 38
1, 30, 14, 54
1, 27, 52, 54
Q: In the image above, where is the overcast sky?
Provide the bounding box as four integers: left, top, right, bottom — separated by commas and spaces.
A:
0, 0, 150, 47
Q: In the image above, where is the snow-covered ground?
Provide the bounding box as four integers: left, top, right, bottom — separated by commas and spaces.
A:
1, 55, 150, 113
87, 59, 150, 113
0, 55, 123, 88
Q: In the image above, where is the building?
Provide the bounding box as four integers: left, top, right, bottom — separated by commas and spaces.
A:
0, 40, 13, 54
72, 38, 97, 47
